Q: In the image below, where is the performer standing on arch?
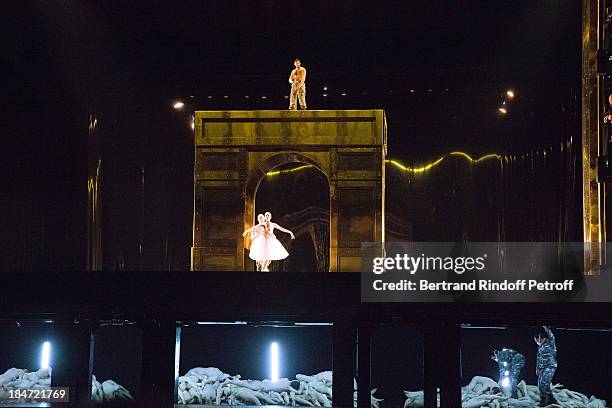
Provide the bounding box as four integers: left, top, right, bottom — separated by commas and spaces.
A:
288, 58, 307, 110
260, 211, 295, 271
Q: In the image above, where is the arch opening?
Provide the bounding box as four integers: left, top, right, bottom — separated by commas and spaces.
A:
247, 158, 330, 272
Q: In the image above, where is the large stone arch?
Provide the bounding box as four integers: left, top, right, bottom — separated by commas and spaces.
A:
191, 109, 386, 271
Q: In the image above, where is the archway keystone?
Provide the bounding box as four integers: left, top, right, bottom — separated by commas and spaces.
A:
191, 109, 386, 271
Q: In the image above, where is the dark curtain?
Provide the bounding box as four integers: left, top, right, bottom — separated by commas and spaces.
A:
385, 137, 580, 244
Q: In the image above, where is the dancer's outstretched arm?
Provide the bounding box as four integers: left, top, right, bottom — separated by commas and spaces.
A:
271, 223, 295, 239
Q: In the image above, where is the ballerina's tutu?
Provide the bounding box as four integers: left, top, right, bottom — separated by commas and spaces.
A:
263, 234, 290, 260
248, 235, 268, 261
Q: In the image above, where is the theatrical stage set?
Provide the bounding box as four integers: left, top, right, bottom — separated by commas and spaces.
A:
5, 1, 612, 408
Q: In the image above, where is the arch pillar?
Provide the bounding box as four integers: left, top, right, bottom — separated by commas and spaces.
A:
329, 179, 339, 272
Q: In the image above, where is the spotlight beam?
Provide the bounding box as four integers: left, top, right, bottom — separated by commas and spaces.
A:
41, 341, 51, 369
270, 342, 279, 381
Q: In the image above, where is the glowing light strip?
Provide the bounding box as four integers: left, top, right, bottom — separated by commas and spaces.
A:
265, 164, 314, 176
474, 153, 501, 162
387, 152, 500, 173
197, 321, 248, 325
41, 341, 51, 369
270, 342, 279, 381
448, 151, 501, 163
263, 151, 503, 177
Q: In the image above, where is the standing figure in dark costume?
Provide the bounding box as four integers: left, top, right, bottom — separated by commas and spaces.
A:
491, 348, 525, 398
534, 326, 557, 406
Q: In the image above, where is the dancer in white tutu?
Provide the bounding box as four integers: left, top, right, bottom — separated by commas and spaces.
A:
261, 211, 295, 271
242, 213, 268, 271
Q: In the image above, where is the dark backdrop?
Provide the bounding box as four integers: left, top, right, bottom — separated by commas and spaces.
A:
371, 326, 424, 407
92, 325, 142, 400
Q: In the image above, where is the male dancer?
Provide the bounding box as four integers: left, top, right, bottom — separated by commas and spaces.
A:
288, 59, 307, 110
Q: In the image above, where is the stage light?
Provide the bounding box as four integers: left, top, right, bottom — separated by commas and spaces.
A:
323, 93, 328, 97
323, 86, 328, 91
223, 95, 228, 99
173, 101, 185, 109
262, 96, 267, 99
498, 107, 507, 114
174, 332, 181, 380
506, 90, 515, 98
501, 376, 510, 388
207, 95, 212, 99
41, 341, 51, 369
410, 89, 415, 93
245, 95, 249, 98
341, 93, 346, 96
270, 342, 279, 381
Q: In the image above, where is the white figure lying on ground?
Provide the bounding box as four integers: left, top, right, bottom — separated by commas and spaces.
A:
403, 375, 607, 408
91, 374, 134, 403
0, 367, 133, 404
0, 367, 52, 402
177, 366, 383, 407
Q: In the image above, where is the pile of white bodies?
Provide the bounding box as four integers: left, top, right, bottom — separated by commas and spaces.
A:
0, 367, 52, 403
91, 374, 134, 403
403, 376, 608, 408
177, 366, 383, 407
